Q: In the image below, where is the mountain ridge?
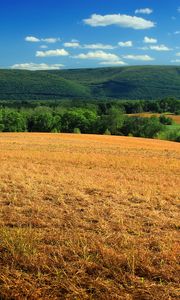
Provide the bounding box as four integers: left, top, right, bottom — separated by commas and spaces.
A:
0, 66, 180, 100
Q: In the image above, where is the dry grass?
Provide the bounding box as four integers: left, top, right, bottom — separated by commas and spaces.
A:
0, 133, 180, 299
128, 113, 180, 124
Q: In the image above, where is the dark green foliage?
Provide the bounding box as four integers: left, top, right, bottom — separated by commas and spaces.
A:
0, 111, 4, 132
0, 70, 90, 100
61, 109, 97, 133
159, 114, 173, 125
0, 66, 180, 100
121, 116, 164, 138
2, 110, 27, 132
97, 108, 125, 135
27, 107, 55, 132
49, 66, 180, 100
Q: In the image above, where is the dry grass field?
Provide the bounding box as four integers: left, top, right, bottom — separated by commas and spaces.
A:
0, 133, 179, 300
128, 113, 180, 124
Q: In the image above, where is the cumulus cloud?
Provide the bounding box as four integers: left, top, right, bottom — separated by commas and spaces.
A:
150, 44, 172, 51
135, 8, 153, 15
74, 50, 120, 61
25, 36, 40, 42
118, 41, 133, 47
10, 63, 64, 71
36, 49, 69, 57
99, 60, 126, 66
64, 42, 80, 48
123, 54, 154, 61
144, 36, 157, 44
83, 43, 115, 49
83, 13, 155, 30
25, 36, 60, 43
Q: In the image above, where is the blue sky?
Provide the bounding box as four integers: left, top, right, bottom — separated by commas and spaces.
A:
0, 0, 180, 70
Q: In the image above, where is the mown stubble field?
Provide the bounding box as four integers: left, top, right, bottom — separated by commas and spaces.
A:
0, 133, 179, 299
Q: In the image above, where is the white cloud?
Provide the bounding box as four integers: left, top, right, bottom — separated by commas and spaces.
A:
41, 38, 61, 43
83, 13, 155, 30
99, 60, 126, 66
174, 31, 180, 34
171, 59, 180, 63
118, 41, 133, 47
83, 43, 115, 49
138, 46, 149, 50
135, 8, 153, 15
176, 52, 180, 56
74, 50, 120, 61
71, 39, 79, 42
25, 36, 40, 42
40, 45, 48, 49
123, 54, 154, 61
25, 36, 60, 43
144, 36, 157, 44
10, 63, 64, 71
36, 49, 69, 57
64, 42, 80, 48
150, 44, 172, 51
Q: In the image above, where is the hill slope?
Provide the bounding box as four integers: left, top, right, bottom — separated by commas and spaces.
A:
0, 69, 90, 100
0, 66, 180, 100
0, 133, 179, 299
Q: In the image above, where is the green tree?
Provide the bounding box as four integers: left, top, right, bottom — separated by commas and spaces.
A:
0, 110, 4, 132
28, 107, 54, 132
98, 108, 124, 135
2, 109, 27, 132
61, 109, 97, 133
121, 116, 164, 138
159, 114, 173, 125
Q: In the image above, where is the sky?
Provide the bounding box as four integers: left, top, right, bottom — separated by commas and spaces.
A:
0, 0, 180, 70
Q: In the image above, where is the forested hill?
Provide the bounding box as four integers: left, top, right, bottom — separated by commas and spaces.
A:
0, 66, 180, 100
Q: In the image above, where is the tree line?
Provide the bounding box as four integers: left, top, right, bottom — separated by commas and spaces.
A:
1, 97, 180, 115
0, 106, 178, 140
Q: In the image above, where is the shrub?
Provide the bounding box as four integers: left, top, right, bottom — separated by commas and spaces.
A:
121, 116, 164, 138
159, 128, 180, 142
104, 129, 111, 135
159, 114, 173, 125
73, 128, 81, 134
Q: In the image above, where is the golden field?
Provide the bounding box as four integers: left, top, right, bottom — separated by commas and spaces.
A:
128, 113, 180, 124
0, 133, 179, 300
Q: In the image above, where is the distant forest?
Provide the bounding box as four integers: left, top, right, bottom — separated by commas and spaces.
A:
1, 66, 180, 100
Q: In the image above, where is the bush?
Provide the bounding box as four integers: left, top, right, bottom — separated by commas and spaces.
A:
73, 128, 81, 134
104, 129, 111, 135
121, 116, 164, 138
159, 115, 173, 125
158, 128, 180, 142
